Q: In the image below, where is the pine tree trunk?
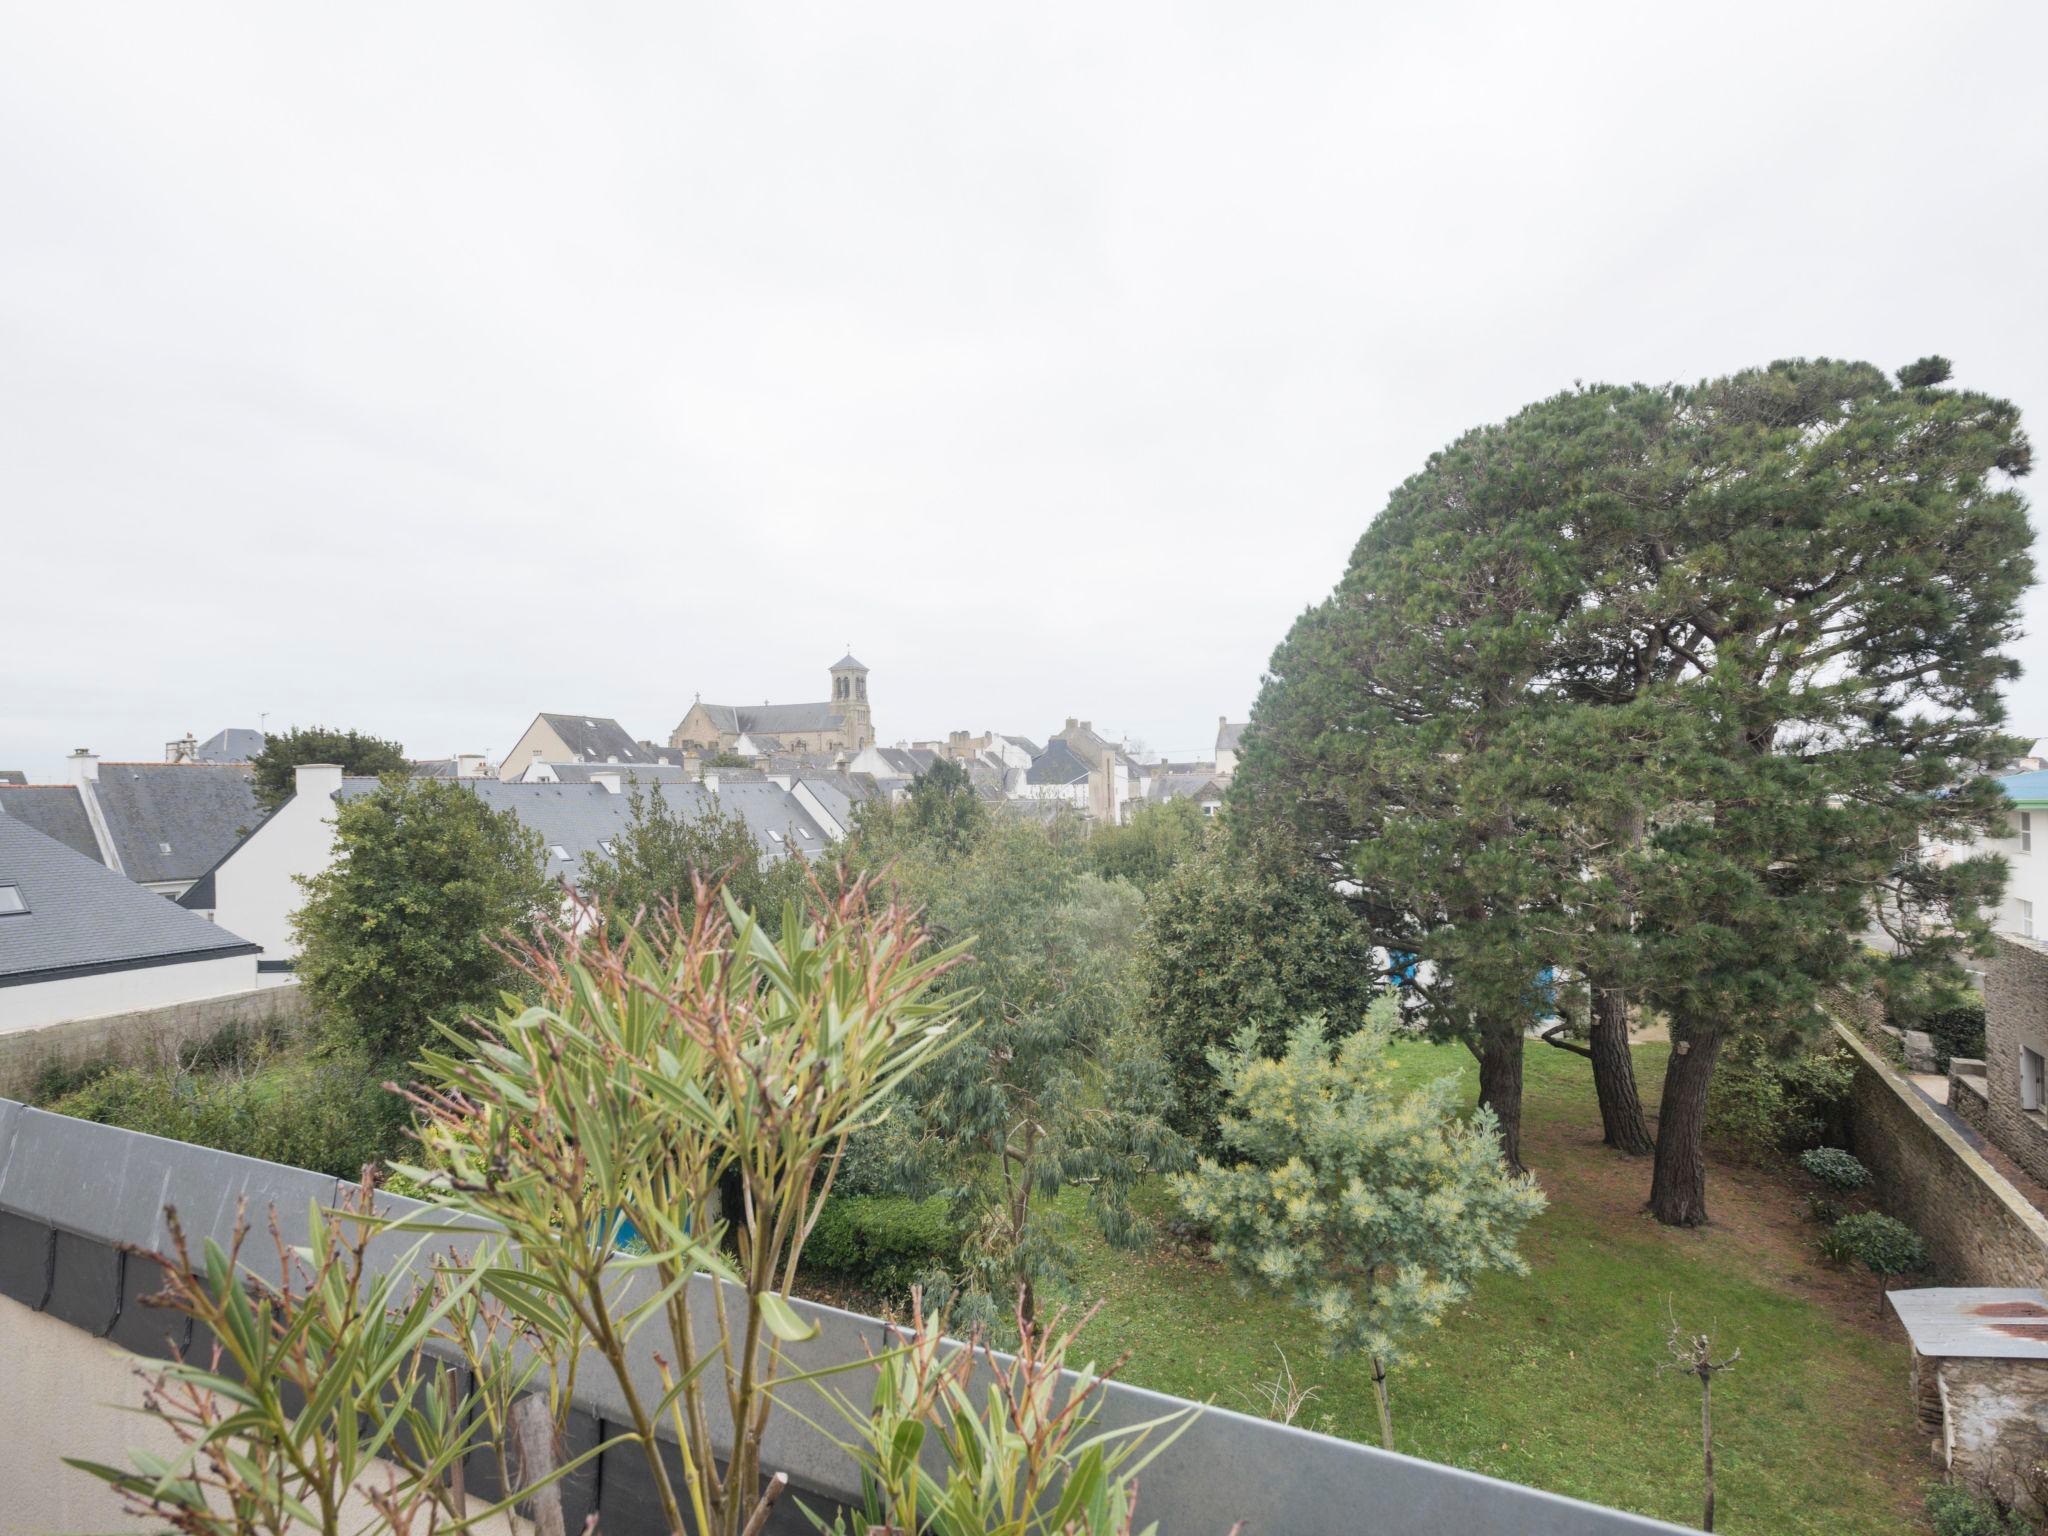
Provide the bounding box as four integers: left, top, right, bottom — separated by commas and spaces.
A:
1477, 1026, 1526, 1175
1590, 978, 1655, 1155
1648, 1022, 1725, 1226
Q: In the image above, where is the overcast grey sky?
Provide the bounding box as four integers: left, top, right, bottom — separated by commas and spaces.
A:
3, 3, 2044, 781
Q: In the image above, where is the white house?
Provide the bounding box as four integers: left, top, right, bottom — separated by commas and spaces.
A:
0, 815, 258, 1033
1986, 768, 2048, 940
1215, 719, 1247, 778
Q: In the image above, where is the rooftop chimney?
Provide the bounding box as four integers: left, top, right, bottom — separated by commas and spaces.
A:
66, 748, 99, 784
294, 762, 344, 802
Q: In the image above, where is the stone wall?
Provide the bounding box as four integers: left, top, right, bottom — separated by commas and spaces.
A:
1836, 1023, 2048, 1288
1980, 935, 2048, 1189
0, 984, 308, 1099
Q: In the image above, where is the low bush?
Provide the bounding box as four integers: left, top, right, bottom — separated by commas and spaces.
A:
1797, 1147, 1870, 1193
1826, 1211, 1931, 1316
1705, 1033, 1857, 1162
47, 1052, 409, 1181
803, 1195, 955, 1297
1925, 1481, 2032, 1536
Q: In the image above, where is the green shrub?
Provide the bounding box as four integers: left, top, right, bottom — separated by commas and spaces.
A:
1925, 1481, 2031, 1536
1921, 999, 1988, 1074
803, 1195, 955, 1297
1797, 1147, 1870, 1192
1704, 1033, 1855, 1161
1828, 1211, 1931, 1316
47, 1053, 408, 1181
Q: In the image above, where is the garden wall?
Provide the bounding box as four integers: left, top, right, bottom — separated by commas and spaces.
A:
0, 983, 308, 1099
1834, 1022, 2048, 1288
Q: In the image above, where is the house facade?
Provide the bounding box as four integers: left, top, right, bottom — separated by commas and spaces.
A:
669, 654, 876, 757
499, 713, 658, 781
1215, 718, 1247, 777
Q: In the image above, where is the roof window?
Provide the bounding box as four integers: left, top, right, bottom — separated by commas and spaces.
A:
0, 884, 24, 915
550, 844, 570, 860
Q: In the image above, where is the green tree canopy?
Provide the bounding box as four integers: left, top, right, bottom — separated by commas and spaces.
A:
251, 725, 410, 812
292, 778, 556, 1060
1235, 356, 2033, 1221
900, 757, 990, 856
1137, 831, 1381, 1150
1083, 796, 1209, 888
577, 782, 813, 934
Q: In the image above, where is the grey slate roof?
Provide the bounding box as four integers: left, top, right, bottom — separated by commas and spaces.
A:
1217, 720, 1248, 753
697, 701, 846, 736
337, 778, 833, 884
538, 714, 653, 764
88, 763, 264, 885
541, 762, 692, 786
1026, 740, 1092, 786
831, 653, 868, 674
0, 772, 24, 786
1148, 772, 1226, 804
0, 785, 101, 863
196, 727, 266, 763
867, 747, 941, 777
0, 816, 257, 985
1000, 735, 1043, 757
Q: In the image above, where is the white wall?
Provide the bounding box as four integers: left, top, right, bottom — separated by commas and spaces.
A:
1989, 806, 2048, 940
210, 762, 345, 968
0, 950, 258, 1035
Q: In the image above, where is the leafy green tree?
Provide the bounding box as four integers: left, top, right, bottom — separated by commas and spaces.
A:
1083, 796, 1209, 888
881, 820, 1189, 1325
251, 725, 409, 812
1137, 834, 1381, 1149
1175, 996, 1545, 1448
901, 757, 990, 856
702, 750, 752, 769
292, 778, 555, 1060
577, 781, 813, 933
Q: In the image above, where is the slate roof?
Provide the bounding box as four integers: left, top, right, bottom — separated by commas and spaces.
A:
1148, 772, 1226, 804
1026, 740, 1092, 786
336, 778, 833, 884
1000, 735, 1043, 758
196, 727, 266, 763
541, 762, 692, 786
831, 653, 869, 674
537, 714, 652, 764
0, 785, 100, 863
697, 702, 846, 736
0, 772, 25, 786
88, 762, 264, 885
0, 816, 257, 985
1217, 721, 1248, 753
866, 746, 941, 778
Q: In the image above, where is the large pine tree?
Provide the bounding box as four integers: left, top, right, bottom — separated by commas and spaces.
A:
1237, 357, 2032, 1220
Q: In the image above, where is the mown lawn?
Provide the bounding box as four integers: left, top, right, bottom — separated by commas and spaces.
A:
1059, 1040, 1929, 1535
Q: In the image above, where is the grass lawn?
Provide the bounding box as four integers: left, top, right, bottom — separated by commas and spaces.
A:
1058, 1039, 1929, 1536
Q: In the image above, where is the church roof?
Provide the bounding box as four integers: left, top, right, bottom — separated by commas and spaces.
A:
698, 701, 846, 735
831, 653, 869, 674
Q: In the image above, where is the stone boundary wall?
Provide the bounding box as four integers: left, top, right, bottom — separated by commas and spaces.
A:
1834, 1022, 2048, 1287
1978, 935, 2048, 1188
0, 984, 308, 1099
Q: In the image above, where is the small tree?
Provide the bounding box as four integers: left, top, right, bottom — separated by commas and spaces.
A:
882, 820, 1191, 1326
1829, 1211, 1930, 1316
1174, 996, 1546, 1448
1084, 797, 1209, 889
901, 757, 990, 857
1660, 1305, 1741, 1533
292, 777, 555, 1061
251, 725, 409, 811
578, 780, 812, 934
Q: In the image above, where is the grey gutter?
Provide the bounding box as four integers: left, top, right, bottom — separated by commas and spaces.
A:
0, 939, 260, 987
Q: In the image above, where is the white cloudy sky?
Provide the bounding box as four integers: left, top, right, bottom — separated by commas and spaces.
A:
3, 3, 2045, 780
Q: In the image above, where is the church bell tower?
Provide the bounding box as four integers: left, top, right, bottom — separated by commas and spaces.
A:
830, 652, 873, 749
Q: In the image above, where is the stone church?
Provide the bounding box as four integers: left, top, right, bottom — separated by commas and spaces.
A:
668, 653, 876, 756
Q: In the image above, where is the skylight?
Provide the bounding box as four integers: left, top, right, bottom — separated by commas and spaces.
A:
550, 844, 570, 859
0, 884, 24, 914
